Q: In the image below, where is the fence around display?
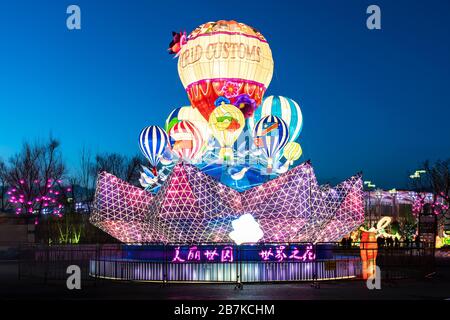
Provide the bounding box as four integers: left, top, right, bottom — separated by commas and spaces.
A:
14, 241, 436, 285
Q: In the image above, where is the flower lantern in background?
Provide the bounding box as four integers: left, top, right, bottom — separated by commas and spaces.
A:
174, 20, 274, 122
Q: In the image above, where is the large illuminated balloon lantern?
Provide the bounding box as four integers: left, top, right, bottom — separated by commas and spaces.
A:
173, 20, 274, 122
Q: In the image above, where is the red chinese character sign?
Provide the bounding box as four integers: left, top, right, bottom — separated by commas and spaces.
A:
169, 245, 315, 263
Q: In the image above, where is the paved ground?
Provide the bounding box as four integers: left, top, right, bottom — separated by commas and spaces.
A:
1, 261, 450, 300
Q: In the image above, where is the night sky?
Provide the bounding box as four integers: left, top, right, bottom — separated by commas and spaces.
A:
0, 0, 449, 189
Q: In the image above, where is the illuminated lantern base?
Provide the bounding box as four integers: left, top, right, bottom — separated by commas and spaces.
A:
90, 161, 364, 244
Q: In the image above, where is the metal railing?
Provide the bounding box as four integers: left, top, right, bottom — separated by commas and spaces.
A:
13, 241, 436, 285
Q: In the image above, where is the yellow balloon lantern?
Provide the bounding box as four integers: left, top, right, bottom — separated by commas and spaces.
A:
283, 142, 302, 165
208, 102, 245, 162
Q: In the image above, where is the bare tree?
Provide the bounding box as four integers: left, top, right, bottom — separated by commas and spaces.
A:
93, 153, 143, 185
411, 159, 450, 235
0, 159, 8, 212
3, 138, 66, 220
72, 147, 96, 214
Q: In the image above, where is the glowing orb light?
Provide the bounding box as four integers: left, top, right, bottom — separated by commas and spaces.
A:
229, 214, 264, 245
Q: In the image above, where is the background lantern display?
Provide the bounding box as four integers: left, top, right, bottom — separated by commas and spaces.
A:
360, 230, 378, 280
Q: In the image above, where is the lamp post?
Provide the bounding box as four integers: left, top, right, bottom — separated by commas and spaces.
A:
364, 181, 376, 227
409, 169, 427, 242
388, 188, 398, 219
409, 169, 427, 215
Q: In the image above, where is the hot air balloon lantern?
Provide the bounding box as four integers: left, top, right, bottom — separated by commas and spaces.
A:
168, 120, 205, 162
139, 126, 169, 176
165, 105, 210, 144
209, 98, 245, 162
253, 115, 289, 173
283, 142, 303, 165
175, 20, 274, 122
249, 95, 303, 143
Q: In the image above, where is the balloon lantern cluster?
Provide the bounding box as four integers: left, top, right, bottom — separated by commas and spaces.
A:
139, 20, 303, 192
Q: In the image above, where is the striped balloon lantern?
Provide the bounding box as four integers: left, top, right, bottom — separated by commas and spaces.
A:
168, 120, 205, 161
165, 107, 183, 132
165, 106, 210, 143
249, 95, 303, 143
139, 126, 169, 171
253, 115, 289, 173
283, 142, 302, 165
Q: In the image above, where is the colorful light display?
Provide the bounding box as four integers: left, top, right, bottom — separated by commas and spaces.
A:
90, 19, 365, 245
90, 161, 364, 243
7, 178, 69, 219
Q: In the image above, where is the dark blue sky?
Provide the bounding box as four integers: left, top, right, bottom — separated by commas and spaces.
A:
0, 0, 449, 189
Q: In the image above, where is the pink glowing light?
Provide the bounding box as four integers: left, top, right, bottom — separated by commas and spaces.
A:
220, 246, 233, 262
204, 248, 219, 261
275, 245, 287, 262
187, 246, 201, 261
172, 247, 185, 262
258, 248, 274, 261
